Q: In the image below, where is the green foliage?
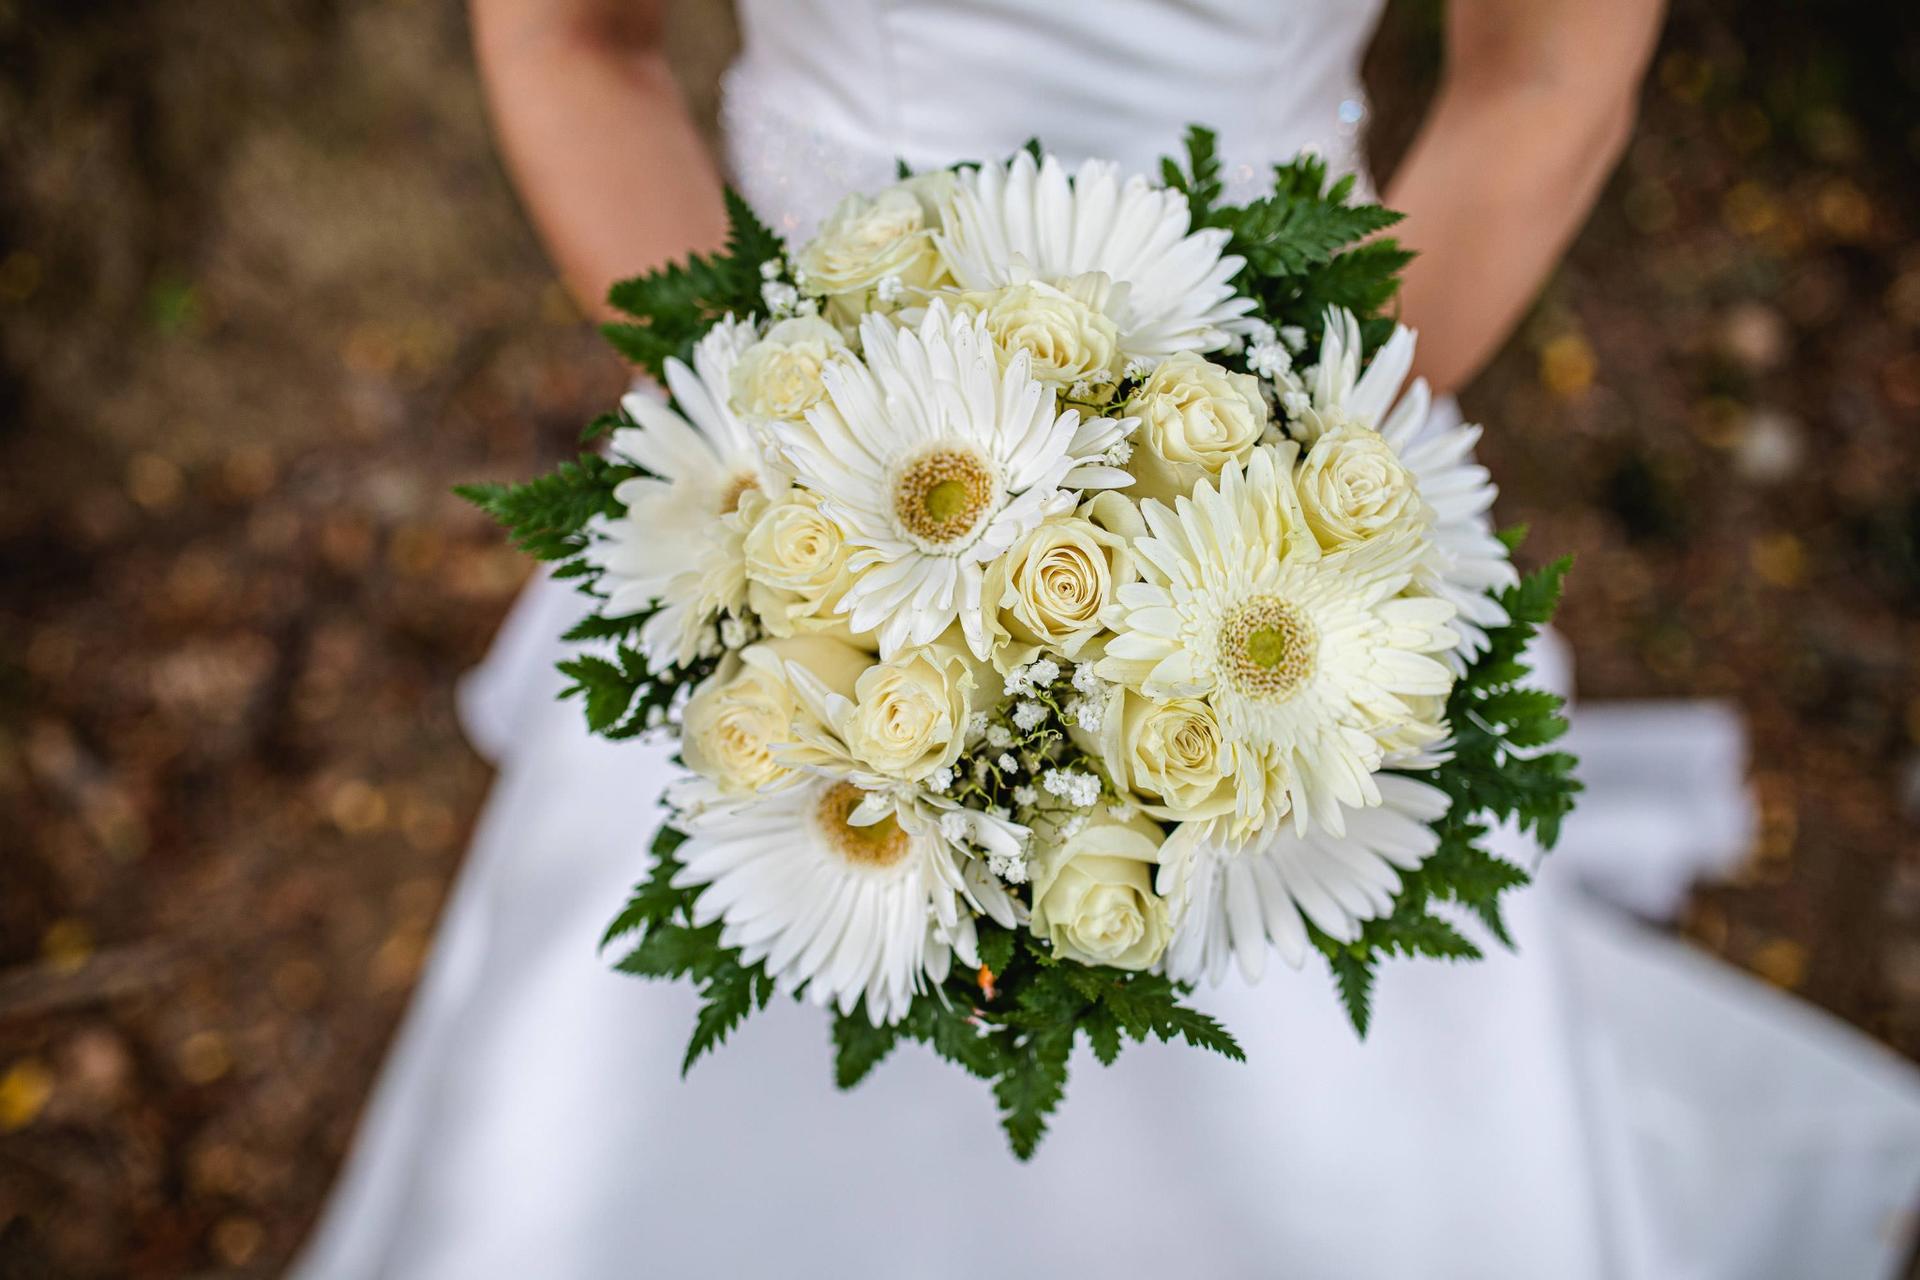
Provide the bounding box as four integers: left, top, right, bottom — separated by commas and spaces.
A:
603, 827, 686, 946
1289, 239, 1416, 342
985, 939, 1242, 1158
1327, 951, 1375, 1037
555, 642, 698, 742
552, 632, 716, 742
976, 926, 1017, 976
831, 1014, 902, 1089
1082, 1005, 1123, 1067
453, 454, 631, 564
994, 1026, 1074, 1160
1445, 554, 1579, 846
557, 651, 640, 734
684, 965, 776, 1075
1160, 125, 1224, 222
560, 611, 653, 643
602, 188, 781, 380
1087, 969, 1241, 1058
1423, 832, 1530, 947
904, 999, 1004, 1080
604, 828, 776, 1075
1220, 162, 1402, 278
1313, 547, 1579, 1035
578, 410, 627, 445
822, 928, 1243, 1159
1168, 127, 1411, 356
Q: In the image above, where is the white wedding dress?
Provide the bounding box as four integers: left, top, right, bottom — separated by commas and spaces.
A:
296, 3, 1920, 1276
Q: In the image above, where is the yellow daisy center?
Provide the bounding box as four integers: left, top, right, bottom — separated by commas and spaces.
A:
892, 449, 995, 546
1218, 596, 1317, 701
814, 781, 911, 869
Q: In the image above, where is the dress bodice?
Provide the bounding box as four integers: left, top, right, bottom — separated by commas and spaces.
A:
723, 0, 1386, 238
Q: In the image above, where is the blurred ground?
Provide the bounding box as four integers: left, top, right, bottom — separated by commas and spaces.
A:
0, 1, 1915, 1275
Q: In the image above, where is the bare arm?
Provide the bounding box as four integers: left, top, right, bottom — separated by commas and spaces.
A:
1384, 0, 1665, 396
470, 0, 726, 321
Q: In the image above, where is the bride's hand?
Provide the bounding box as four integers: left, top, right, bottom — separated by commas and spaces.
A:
470, 0, 726, 321
1385, 0, 1666, 397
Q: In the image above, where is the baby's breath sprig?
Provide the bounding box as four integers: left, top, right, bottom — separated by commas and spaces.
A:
942, 658, 1128, 884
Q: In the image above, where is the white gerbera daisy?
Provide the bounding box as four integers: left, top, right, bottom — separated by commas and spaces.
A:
1158, 773, 1453, 983
671, 774, 1008, 1024
1296, 309, 1518, 665
775, 300, 1132, 660
593, 317, 790, 669
935, 152, 1254, 363
1095, 447, 1457, 838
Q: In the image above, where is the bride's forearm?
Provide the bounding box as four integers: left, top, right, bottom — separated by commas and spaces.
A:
1385, 84, 1633, 395
471, 0, 726, 322
1383, 0, 1665, 397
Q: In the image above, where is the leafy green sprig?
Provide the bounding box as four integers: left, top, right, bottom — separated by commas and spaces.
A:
602, 189, 784, 382
834, 926, 1243, 1160
1164, 126, 1413, 360
603, 828, 777, 1073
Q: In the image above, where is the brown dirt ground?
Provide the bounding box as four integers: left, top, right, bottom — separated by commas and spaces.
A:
1, 1, 1916, 1275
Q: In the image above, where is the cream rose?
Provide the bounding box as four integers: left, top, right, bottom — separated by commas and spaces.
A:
967, 274, 1120, 389
841, 636, 987, 781
681, 636, 870, 796
1129, 351, 1269, 503
1093, 688, 1236, 822
795, 176, 952, 318
728, 316, 848, 421
1295, 427, 1426, 548
1028, 815, 1172, 970
982, 505, 1136, 671
743, 491, 875, 647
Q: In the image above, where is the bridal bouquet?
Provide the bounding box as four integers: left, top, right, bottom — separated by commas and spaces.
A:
463, 131, 1577, 1157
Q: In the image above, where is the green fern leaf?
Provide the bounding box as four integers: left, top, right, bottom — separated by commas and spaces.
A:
995, 1025, 1073, 1161
1328, 951, 1375, 1038
831, 1011, 903, 1089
